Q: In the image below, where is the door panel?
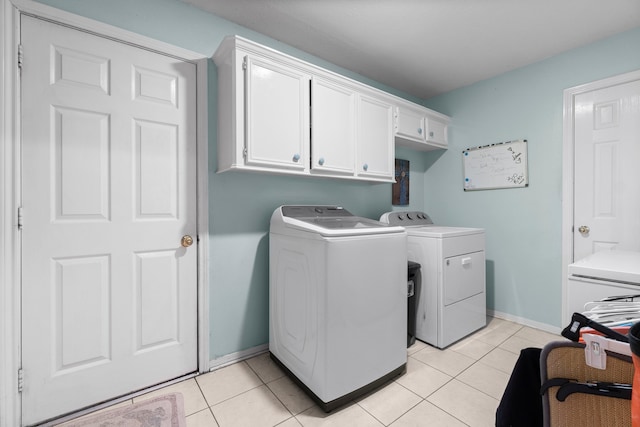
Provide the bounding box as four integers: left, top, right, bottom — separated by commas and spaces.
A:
21, 16, 198, 425
573, 80, 640, 261
311, 77, 356, 175
245, 55, 309, 170
357, 94, 394, 179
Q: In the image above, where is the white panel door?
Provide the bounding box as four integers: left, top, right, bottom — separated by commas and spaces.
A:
574, 80, 640, 261
20, 16, 198, 425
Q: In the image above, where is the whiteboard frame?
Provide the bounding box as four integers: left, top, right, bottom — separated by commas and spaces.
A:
462, 139, 528, 191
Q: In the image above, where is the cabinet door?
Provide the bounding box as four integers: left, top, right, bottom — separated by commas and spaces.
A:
396, 105, 425, 143
311, 77, 355, 175
245, 55, 309, 171
425, 116, 448, 147
357, 94, 394, 179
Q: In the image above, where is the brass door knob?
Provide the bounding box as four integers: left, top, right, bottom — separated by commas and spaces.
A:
578, 225, 590, 235
181, 235, 194, 247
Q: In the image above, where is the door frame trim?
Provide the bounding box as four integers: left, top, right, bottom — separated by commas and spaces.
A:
0, 1, 210, 425
561, 68, 640, 324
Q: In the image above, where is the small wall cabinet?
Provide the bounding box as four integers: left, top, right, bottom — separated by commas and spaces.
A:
214, 36, 449, 182
394, 101, 450, 151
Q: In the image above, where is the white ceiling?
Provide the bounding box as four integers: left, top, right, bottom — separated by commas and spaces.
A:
182, 0, 640, 99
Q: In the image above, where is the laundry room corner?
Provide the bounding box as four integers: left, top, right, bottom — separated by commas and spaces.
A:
422, 26, 640, 331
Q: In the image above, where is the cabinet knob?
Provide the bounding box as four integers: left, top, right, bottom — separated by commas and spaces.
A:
292, 153, 300, 162
418, 128, 423, 135
318, 157, 325, 166
362, 163, 368, 171
429, 131, 434, 138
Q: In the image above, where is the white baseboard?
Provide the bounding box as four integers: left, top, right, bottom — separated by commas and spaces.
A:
208, 344, 269, 371
488, 309, 562, 335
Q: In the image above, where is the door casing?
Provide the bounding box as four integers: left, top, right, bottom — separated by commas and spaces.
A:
561, 69, 640, 324
0, 1, 210, 426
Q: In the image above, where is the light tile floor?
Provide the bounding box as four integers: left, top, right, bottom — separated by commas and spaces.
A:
57, 317, 561, 427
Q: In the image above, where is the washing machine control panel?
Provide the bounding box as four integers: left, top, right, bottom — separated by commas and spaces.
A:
380, 211, 434, 226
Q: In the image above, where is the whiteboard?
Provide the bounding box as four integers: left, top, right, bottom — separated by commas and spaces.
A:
462, 140, 528, 191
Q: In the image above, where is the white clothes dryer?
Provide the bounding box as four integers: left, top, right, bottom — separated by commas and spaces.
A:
380, 211, 486, 348
269, 205, 407, 411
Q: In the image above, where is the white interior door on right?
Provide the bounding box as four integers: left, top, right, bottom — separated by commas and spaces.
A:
573, 79, 640, 261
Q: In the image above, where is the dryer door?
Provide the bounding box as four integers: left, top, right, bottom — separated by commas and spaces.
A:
443, 250, 485, 305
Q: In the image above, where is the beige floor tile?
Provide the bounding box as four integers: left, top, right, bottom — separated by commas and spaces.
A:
450, 337, 495, 360
186, 408, 219, 427
513, 326, 561, 347
133, 378, 208, 416
357, 381, 421, 425
394, 357, 452, 398
484, 317, 521, 333
411, 341, 440, 355
407, 339, 427, 356
456, 361, 511, 400
498, 334, 543, 355
427, 379, 498, 427
295, 404, 384, 427
411, 347, 475, 377
478, 347, 520, 375
389, 400, 467, 427
267, 375, 315, 415
277, 417, 303, 426
246, 352, 286, 384
211, 385, 291, 427
196, 362, 263, 406
472, 325, 518, 347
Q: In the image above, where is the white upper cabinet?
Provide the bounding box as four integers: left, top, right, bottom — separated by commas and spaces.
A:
214, 36, 450, 182
310, 76, 356, 176
357, 93, 394, 179
396, 104, 426, 143
395, 101, 450, 151
245, 55, 310, 171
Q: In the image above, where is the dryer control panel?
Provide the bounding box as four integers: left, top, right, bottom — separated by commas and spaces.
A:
380, 211, 434, 226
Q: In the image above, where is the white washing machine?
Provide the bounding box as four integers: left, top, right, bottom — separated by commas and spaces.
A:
269, 205, 407, 411
380, 211, 486, 348
567, 250, 640, 321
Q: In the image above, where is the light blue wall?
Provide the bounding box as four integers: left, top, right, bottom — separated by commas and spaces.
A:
34, 0, 426, 359
423, 27, 640, 328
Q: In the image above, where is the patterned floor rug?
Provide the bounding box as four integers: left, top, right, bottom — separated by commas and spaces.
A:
63, 392, 186, 427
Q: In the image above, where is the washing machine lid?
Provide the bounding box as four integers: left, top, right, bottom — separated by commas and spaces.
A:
271, 205, 405, 237
569, 250, 640, 284
272, 205, 404, 237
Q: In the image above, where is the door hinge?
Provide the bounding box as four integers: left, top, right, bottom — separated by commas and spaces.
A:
18, 369, 24, 393
17, 206, 23, 229
17, 44, 23, 71
242, 147, 248, 158
242, 56, 247, 71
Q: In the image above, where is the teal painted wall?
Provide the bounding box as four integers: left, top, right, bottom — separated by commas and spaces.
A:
31, 0, 640, 356
34, 0, 426, 359
423, 27, 640, 328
